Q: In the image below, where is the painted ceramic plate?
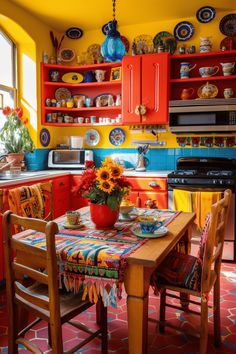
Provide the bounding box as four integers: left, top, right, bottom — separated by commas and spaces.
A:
220, 36, 236, 50
55, 87, 72, 101
65, 27, 83, 39
174, 21, 195, 41
153, 31, 177, 54
220, 14, 236, 37
62, 72, 83, 84
95, 94, 110, 107
121, 35, 130, 52
109, 128, 125, 146
40, 128, 50, 147
59, 48, 75, 62
197, 83, 218, 99
131, 225, 168, 238
84, 129, 100, 146
196, 6, 216, 23
87, 44, 101, 60
134, 34, 154, 54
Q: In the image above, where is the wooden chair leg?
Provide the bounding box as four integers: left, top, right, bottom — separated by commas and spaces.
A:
200, 294, 208, 354
48, 323, 52, 347
50, 322, 63, 354
99, 300, 108, 354
8, 303, 19, 354
158, 289, 166, 333
213, 279, 221, 347
96, 300, 101, 325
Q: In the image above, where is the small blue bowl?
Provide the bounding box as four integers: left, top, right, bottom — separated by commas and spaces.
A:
139, 216, 164, 234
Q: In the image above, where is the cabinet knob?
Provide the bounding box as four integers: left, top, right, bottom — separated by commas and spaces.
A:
135, 104, 147, 116
148, 181, 159, 187
59, 181, 65, 186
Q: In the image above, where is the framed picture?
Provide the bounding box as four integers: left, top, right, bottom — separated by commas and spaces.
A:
110, 67, 122, 81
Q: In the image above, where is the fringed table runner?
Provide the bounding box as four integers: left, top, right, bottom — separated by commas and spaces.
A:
15, 208, 179, 307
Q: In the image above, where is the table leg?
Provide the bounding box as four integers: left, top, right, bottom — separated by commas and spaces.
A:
124, 264, 152, 354
180, 225, 192, 309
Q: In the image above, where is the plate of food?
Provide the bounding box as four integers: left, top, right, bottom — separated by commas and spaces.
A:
55, 87, 72, 101
174, 21, 195, 41
62, 72, 84, 84
84, 129, 100, 146
131, 225, 168, 238
109, 128, 125, 146
134, 34, 154, 54
59, 48, 76, 62
153, 31, 177, 54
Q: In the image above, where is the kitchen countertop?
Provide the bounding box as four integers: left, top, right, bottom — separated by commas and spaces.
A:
0, 169, 171, 186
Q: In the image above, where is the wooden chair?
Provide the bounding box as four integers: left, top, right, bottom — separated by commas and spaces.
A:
150, 189, 232, 354
3, 210, 108, 354
0, 180, 53, 221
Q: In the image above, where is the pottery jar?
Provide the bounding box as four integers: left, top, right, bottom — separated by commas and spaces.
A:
180, 62, 196, 79
95, 69, 106, 82
224, 88, 234, 99
181, 88, 194, 100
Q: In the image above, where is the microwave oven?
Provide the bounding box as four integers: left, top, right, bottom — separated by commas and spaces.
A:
169, 110, 236, 133
48, 149, 93, 169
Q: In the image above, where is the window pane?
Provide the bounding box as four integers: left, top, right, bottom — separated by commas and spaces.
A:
0, 32, 14, 87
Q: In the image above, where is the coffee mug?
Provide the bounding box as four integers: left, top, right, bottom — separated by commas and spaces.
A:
66, 211, 80, 225
138, 216, 163, 234
199, 66, 219, 78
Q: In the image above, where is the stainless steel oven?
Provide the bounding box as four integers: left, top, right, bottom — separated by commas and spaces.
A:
167, 157, 236, 261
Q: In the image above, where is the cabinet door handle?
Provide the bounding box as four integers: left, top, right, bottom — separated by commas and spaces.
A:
148, 181, 159, 187
135, 104, 147, 116
59, 181, 65, 186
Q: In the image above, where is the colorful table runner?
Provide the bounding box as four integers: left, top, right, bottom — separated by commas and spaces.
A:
15, 208, 179, 307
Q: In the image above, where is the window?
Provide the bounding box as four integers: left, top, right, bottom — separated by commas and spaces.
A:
0, 29, 17, 129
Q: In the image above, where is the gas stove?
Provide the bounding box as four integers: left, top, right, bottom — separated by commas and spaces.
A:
168, 157, 236, 189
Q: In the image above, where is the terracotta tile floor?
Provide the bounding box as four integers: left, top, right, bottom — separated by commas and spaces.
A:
1, 262, 236, 353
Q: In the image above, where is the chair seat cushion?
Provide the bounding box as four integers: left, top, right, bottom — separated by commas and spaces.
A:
153, 250, 202, 292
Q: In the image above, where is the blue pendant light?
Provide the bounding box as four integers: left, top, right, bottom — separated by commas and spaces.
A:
101, 0, 126, 62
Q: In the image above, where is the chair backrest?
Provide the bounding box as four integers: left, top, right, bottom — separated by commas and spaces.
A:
0, 180, 53, 221
3, 210, 61, 323
201, 189, 232, 293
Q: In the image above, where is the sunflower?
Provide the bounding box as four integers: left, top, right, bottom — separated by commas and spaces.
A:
102, 156, 113, 167
96, 166, 112, 182
109, 163, 123, 179
98, 179, 115, 194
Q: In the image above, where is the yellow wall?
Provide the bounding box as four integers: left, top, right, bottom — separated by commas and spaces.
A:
1, 0, 235, 150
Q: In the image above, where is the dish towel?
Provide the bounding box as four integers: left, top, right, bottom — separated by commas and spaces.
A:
173, 189, 193, 212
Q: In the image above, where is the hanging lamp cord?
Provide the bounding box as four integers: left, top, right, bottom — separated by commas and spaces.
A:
112, 0, 116, 21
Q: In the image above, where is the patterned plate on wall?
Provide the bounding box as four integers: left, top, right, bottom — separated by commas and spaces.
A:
219, 14, 236, 37
174, 21, 195, 41
109, 128, 125, 146
196, 6, 216, 23
153, 31, 177, 54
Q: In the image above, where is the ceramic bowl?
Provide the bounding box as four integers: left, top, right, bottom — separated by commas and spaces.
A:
138, 216, 163, 234
120, 203, 134, 215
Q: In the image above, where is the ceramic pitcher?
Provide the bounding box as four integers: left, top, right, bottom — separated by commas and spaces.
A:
181, 88, 194, 100
221, 62, 235, 76
180, 62, 196, 79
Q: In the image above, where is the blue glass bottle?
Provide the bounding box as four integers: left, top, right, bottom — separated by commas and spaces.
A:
101, 20, 126, 62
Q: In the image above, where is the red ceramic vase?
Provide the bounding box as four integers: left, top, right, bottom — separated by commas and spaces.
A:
90, 203, 119, 230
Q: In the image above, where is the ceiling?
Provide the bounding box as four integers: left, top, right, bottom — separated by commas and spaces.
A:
10, 0, 236, 32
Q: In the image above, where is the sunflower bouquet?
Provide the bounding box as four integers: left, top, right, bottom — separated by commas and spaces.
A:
76, 157, 131, 211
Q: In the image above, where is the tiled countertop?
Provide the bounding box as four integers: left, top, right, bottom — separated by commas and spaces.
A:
0, 169, 172, 186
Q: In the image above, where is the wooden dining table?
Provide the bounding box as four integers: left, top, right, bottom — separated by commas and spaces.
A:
14, 207, 195, 354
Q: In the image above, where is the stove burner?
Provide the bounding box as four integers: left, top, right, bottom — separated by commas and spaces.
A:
173, 170, 197, 176
207, 170, 233, 177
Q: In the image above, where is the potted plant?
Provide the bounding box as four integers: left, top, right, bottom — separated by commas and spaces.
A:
74, 158, 131, 229
0, 106, 34, 165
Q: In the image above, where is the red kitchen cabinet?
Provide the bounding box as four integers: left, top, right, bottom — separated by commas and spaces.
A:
122, 53, 170, 124
70, 175, 89, 210
52, 175, 70, 218
126, 176, 168, 209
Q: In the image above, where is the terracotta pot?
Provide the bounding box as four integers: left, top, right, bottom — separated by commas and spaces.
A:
90, 203, 119, 230
6, 153, 24, 167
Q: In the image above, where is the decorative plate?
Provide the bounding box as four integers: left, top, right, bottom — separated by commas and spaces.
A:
121, 35, 130, 52
109, 128, 125, 146
131, 225, 168, 238
65, 27, 83, 39
40, 128, 50, 147
134, 34, 154, 54
220, 36, 236, 50
87, 44, 101, 60
196, 6, 216, 23
61, 72, 83, 84
55, 87, 72, 101
84, 129, 100, 146
59, 48, 75, 62
197, 83, 218, 99
95, 94, 110, 107
220, 14, 236, 37
153, 31, 177, 54
174, 21, 195, 41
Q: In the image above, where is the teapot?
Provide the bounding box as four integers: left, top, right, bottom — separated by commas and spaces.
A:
181, 88, 194, 100
199, 82, 218, 99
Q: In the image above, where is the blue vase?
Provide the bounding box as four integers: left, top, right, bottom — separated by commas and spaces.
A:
101, 20, 126, 62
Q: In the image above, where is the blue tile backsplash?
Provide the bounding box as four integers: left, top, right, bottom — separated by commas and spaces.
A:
25, 148, 236, 171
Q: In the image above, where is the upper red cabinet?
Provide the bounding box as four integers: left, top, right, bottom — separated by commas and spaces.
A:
122, 53, 170, 124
